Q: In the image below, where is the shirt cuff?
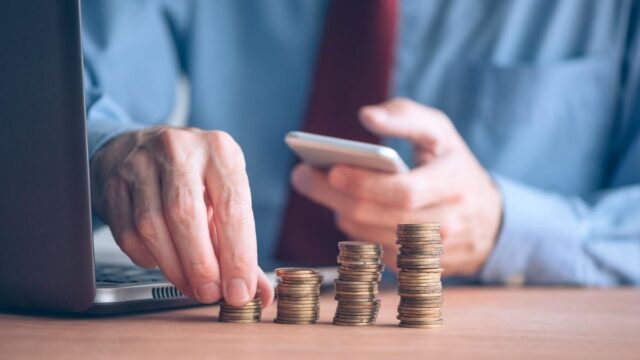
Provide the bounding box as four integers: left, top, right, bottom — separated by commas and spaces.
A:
86, 91, 146, 158
87, 117, 145, 159
479, 175, 586, 285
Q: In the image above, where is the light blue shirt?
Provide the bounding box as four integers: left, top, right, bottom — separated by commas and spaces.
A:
81, 0, 640, 286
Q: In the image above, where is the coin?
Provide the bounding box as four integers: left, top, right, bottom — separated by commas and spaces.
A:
218, 294, 262, 323
395, 223, 444, 329
338, 241, 382, 251
333, 321, 375, 326
397, 222, 440, 229
333, 241, 384, 327
274, 267, 322, 325
274, 319, 317, 325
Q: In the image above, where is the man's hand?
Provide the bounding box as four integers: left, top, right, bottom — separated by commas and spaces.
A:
90, 126, 274, 307
291, 99, 503, 276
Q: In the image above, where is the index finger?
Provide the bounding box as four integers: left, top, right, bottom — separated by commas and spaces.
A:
204, 132, 259, 307
327, 163, 455, 209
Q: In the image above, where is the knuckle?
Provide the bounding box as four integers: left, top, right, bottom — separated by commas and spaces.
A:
156, 128, 191, 163
185, 258, 217, 283
224, 251, 256, 271
118, 151, 152, 182
207, 131, 239, 154
215, 188, 250, 225
158, 128, 188, 147
166, 195, 197, 225
206, 130, 246, 167
396, 181, 419, 210
135, 211, 162, 243
387, 97, 416, 114
206, 130, 235, 147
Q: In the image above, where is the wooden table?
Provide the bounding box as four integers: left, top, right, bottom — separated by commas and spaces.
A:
1, 288, 638, 360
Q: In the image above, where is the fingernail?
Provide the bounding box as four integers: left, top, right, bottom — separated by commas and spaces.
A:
225, 278, 250, 304
195, 282, 220, 304
292, 166, 312, 192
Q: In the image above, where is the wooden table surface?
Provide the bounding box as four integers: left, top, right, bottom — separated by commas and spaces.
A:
1, 287, 638, 360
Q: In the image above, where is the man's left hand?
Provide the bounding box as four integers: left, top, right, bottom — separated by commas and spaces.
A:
291, 98, 503, 276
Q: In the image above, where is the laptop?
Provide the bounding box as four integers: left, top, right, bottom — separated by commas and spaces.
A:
0, 0, 199, 314
0, 0, 338, 315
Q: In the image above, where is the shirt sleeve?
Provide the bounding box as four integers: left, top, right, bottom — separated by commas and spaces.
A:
81, 0, 191, 158
83, 72, 146, 158
481, 8, 640, 287
481, 175, 640, 286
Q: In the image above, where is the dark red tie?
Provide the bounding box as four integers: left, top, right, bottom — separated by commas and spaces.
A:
276, 0, 398, 265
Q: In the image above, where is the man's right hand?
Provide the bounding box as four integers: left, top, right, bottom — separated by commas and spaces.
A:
90, 127, 273, 307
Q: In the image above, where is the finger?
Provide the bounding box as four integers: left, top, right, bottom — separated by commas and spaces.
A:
337, 183, 451, 227
104, 180, 157, 268
163, 170, 221, 304
441, 249, 476, 276
293, 163, 451, 224
291, 164, 353, 210
359, 98, 460, 155
257, 268, 275, 308
328, 164, 456, 209
204, 131, 258, 307
130, 166, 193, 297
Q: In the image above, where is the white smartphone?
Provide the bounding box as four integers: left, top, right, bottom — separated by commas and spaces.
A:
285, 131, 409, 173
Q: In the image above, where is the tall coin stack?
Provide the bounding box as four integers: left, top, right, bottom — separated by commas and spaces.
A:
274, 268, 323, 325
218, 292, 262, 323
333, 241, 384, 326
396, 223, 444, 328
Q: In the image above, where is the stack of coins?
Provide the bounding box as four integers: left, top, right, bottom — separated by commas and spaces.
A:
274, 268, 323, 324
218, 293, 262, 323
396, 223, 444, 329
333, 241, 384, 326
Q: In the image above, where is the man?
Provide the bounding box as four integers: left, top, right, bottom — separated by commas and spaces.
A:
82, 0, 640, 307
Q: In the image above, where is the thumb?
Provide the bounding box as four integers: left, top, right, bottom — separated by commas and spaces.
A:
359, 98, 459, 156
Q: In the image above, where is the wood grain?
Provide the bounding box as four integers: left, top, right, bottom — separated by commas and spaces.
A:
0, 287, 638, 360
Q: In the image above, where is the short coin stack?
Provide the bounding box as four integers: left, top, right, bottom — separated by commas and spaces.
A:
396, 223, 444, 328
218, 293, 262, 323
333, 241, 384, 326
274, 268, 323, 324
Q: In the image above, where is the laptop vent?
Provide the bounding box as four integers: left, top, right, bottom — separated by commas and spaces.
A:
152, 286, 183, 299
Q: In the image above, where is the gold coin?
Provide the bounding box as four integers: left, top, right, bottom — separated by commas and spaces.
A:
398, 318, 443, 325
274, 319, 317, 325
398, 323, 442, 329
397, 222, 440, 229
219, 319, 261, 323
338, 241, 382, 250
339, 264, 385, 272
338, 251, 382, 257
333, 320, 375, 326
275, 267, 319, 275
275, 316, 319, 322
276, 298, 318, 304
